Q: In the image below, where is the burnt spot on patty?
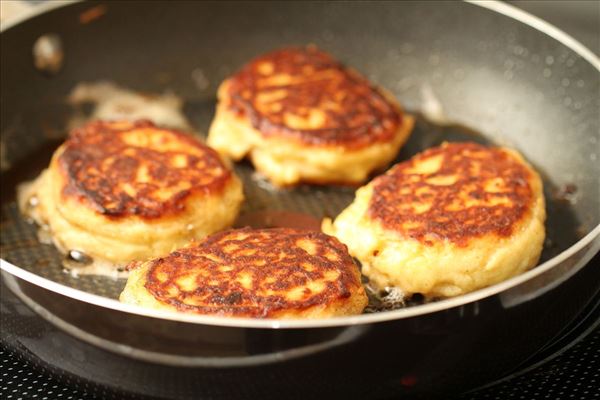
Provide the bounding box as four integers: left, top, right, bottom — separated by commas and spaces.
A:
58, 120, 231, 219
368, 142, 535, 246
225, 45, 404, 148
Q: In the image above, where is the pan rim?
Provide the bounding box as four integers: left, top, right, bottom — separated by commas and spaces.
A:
1, 0, 599, 329
2, 224, 599, 328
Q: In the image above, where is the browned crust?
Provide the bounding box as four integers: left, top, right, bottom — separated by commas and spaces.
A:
368, 142, 535, 246
142, 228, 364, 318
224, 45, 405, 149
57, 120, 232, 219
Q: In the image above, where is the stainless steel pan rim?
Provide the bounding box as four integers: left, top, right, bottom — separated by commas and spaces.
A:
1, 0, 599, 329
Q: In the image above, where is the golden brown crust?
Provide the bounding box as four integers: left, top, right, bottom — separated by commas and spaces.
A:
57, 120, 232, 219
141, 228, 365, 318
224, 45, 404, 149
368, 142, 535, 246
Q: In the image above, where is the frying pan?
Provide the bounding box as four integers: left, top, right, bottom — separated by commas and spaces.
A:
1, 1, 599, 399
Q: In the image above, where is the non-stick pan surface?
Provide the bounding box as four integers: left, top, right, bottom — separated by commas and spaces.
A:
1, 1, 599, 399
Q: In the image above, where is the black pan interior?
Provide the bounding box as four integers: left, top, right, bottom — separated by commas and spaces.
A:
1, 1, 598, 304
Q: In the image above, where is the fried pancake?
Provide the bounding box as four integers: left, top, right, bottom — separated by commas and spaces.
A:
207, 45, 414, 186
19, 120, 244, 273
120, 228, 368, 318
323, 142, 546, 298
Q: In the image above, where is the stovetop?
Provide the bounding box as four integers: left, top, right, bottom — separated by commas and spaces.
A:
1, 326, 598, 400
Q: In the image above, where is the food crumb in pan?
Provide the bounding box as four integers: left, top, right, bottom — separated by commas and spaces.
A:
79, 4, 107, 24
67, 250, 93, 266
32, 34, 63, 75
251, 171, 281, 192
36, 225, 53, 246
363, 283, 407, 313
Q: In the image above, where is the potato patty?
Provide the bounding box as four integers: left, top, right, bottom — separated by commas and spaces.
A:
19, 120, 244, 273
323, 142, 546, 298
207, 45, 414, 186
120, 228, 368, 318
